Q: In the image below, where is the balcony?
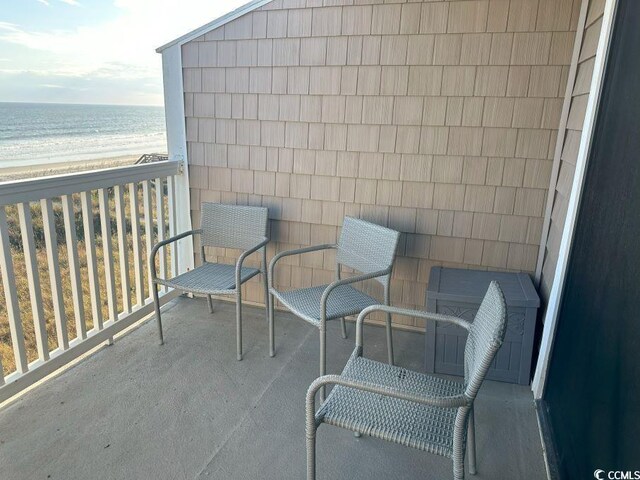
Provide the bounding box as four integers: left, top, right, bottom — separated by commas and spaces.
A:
0, 297, 545, 479
0, 0, 630, 475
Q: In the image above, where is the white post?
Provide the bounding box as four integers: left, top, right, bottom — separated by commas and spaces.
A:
161, 44, 193, 276
81, 191, 103, 331
17, 202, 49, 360
41, 198, 69, 350
114, 185, 131, 314
129, 183, 145, 307
0, 207, 28, 374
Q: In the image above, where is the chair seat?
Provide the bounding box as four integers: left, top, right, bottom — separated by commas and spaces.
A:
317, 354, 466, 458
158, 262, 260, 295
273, 284, 378, 325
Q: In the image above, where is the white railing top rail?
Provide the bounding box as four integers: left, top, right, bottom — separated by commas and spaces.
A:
0, 160, 181, 206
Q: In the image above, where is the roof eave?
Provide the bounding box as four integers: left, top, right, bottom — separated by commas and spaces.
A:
155, 0, 273, 53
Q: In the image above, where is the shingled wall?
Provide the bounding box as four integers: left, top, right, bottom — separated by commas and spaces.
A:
182, 0, 579, 329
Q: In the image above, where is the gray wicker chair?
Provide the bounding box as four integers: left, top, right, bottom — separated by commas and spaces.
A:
268, 217, 400, 400
305, 281, 507, 480
150, 203, 269, 360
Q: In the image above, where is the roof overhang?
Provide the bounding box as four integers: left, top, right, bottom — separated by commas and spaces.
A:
156, 0, 273, 53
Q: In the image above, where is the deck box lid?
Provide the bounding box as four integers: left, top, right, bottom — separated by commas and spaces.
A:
427, 267, 540, 308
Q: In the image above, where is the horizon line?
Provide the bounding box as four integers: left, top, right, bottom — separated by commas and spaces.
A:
0, 100, 164, 108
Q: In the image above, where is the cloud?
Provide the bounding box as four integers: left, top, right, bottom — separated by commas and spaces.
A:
0, 0, 249, 104
36, 0, 82, 6
0, 2, 247, 69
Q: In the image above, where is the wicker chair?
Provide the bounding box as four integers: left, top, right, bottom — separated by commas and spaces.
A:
268, 217, 400, 400
305, 281, 507, 480
150, 203, 269, 360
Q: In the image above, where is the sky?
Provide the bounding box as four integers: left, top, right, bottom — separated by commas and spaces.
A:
0, 0, 249, 106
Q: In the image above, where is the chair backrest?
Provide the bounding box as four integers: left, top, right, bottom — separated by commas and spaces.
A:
463, 281, 507, 399
336, 217, 400, 285
200, 203, 268, 250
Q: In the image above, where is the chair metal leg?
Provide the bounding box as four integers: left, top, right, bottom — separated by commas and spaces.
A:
207, 294, 214, 314
306, 406, 317, 480
340, 317, 347, 339
319, 326, 326, 402
384, 283, 393, 365
335, 263, 347, 339
262, 250, 269, 324
385, 311, 394, 365
262, 277, 269, 325
468, 407, 477, 475
453, 408, 469, 480
153, 282, 163, 345
236, 290, 243, 361
268, 292, 275, 357
453, 461, 465, 480
306, 429, 317, 480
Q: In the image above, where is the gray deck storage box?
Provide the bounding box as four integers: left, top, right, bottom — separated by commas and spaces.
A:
425, 267, 540, 385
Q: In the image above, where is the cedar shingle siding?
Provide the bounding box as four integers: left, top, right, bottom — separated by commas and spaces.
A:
182, 0, 580, 329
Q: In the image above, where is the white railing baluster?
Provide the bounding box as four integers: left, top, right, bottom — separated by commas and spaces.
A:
98, 188, 117, 322
17, 203, 49, 361
167, 176, 178, 277
142, 180, 153, 300
0, 161, 181, 402
114, 185, 131, 314
80, 191, 103, 330
129, 183, 145, 307
41, 198, 69, 350
0, 207, 28, 374
61, 194, 86, 340
155, 178, 167, 292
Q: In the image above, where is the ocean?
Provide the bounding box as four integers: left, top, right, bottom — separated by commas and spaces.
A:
0, 102, 167, 168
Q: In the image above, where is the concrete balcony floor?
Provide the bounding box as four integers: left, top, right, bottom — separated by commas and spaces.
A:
0, 296, 547, 479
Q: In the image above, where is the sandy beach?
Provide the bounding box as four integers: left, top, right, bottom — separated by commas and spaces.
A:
0, 154, 149, 182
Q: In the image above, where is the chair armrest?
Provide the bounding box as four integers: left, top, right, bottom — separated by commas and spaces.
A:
150, 229, 201, 281
236, 237, 270, 282
268, 244, 336, 289
354, 305, 470, 349
319, 268, 391, 321
306, 374, 469, 428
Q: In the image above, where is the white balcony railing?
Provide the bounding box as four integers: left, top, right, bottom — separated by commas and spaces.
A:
0, 161, 186, 402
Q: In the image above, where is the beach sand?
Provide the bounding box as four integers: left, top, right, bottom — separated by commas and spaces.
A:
0, 154, 146, 182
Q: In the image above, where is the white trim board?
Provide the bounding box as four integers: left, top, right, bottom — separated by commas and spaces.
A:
532, 0, 619, 400
534, 0, 590, 284
156, 0, 273, 53
160, 43, 194, 274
